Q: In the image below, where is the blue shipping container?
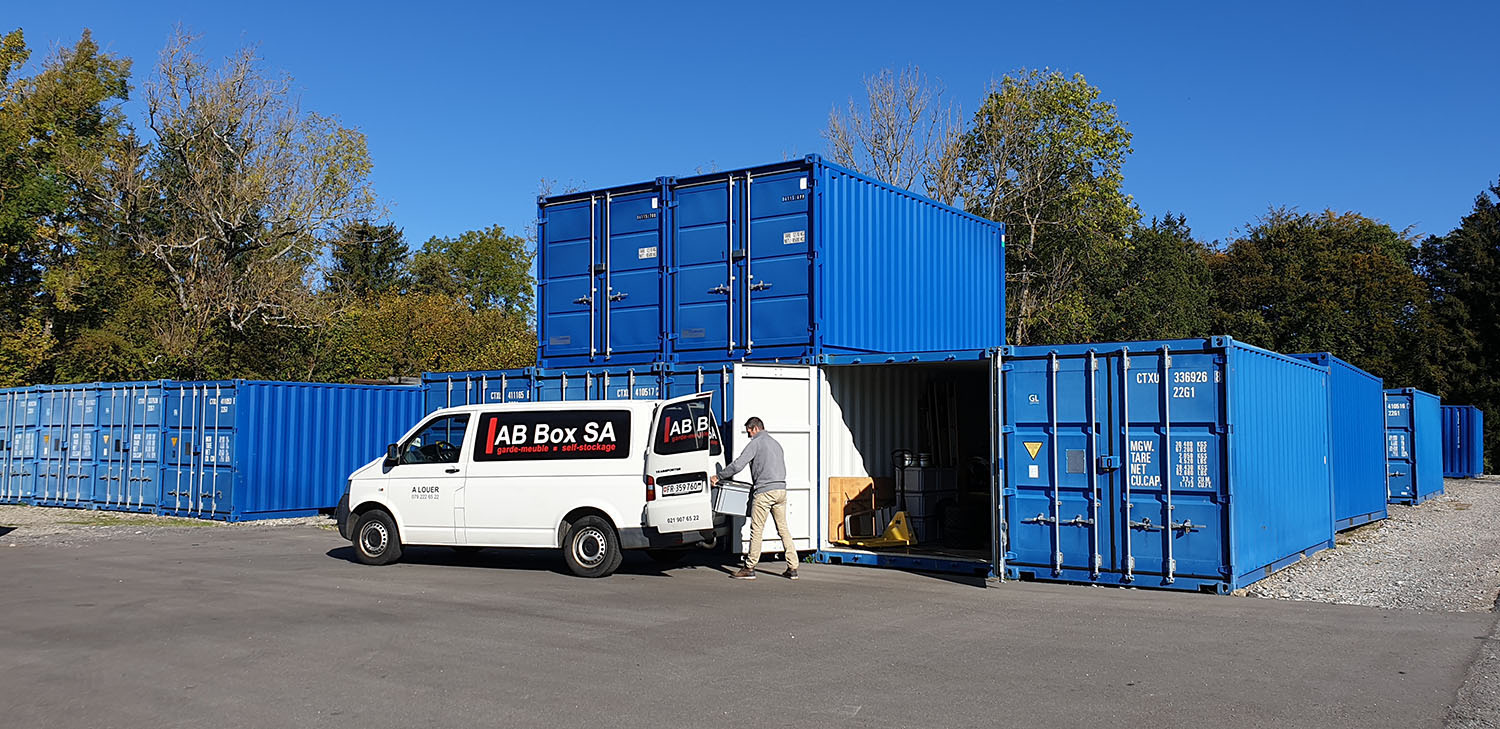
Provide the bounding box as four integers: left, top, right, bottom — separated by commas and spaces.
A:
536, 155, 1005, 369
1441, 405, 1485, 478
1385, 388, 1444, 504
1003, 337, 1335, 593
95, 382, 166, 513
0, 387, 31, 504
155, 381, 423, 521
421, 369, 535, 413
1291, 353, 1388, 531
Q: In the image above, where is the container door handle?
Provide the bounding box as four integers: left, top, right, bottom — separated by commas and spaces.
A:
573, 296, 593, 305
749, 281, 771, 292
707, 285, 729, 295
608, 291, 628, 302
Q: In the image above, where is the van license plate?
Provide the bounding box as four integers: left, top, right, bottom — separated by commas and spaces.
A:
661, 480, 705, 497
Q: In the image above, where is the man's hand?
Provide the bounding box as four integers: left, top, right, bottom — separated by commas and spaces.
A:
709, 474, 719, 485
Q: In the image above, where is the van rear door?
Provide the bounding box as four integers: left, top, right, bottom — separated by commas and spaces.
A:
644, 393, 718, 534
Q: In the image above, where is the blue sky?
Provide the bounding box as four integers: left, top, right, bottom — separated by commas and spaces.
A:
10, 1, 1498, 245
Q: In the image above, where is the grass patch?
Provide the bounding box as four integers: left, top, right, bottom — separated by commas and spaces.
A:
58, 515, 217, 528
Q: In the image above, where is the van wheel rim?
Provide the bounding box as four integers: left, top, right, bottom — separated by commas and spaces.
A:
361, 521, 388, 555
574, 527, 607, 567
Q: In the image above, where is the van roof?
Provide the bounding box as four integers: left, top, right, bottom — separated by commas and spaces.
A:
426, 393, 713, 418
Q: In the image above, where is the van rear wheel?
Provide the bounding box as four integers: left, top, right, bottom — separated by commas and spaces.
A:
563, 516, 621, 578
354, 510, 402, 565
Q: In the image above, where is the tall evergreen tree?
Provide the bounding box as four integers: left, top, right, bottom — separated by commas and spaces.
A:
329, 221, 407, 297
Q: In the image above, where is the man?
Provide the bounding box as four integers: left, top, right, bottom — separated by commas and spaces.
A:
711, 417, 799, 580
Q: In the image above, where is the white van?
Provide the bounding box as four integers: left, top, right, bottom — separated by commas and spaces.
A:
335, 393, 727, 577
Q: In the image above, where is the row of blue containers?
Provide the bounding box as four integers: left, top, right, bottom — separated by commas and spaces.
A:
1442, 405, 1486, 478
0, 380, 422, 520
536, 154, 1006, 369
422, 337, 1400, 593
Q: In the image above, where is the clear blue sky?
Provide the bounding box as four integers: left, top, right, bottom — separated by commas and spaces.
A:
10, 1, 1499, 245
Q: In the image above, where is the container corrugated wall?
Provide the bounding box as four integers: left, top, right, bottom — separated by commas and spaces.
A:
421, 369, 535, 412
535, 155, 1004, 370
819, 165, 1004, 355
0, 387, 30, 504
1385, 388, 1444, 505
1441, 405, 1485, 478
1291, 353, 1388, 530
155, 381, 423, 521
1004, 337, 1334, 593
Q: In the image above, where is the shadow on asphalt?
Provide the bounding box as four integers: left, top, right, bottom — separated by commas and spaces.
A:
0, 526, 12, 539
325, 544, 742, 578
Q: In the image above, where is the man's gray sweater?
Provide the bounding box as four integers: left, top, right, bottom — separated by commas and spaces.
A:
717, 431, 787, 496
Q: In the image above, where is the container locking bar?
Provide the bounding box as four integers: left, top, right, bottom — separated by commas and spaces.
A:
1159, 345, 1176, 584
1120, 348, 1134, 581
1047, 352, 1063, 574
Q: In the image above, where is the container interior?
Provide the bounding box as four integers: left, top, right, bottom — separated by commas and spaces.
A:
820, 361, 995, 568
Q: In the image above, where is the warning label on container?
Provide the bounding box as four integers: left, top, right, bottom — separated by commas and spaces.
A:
1023, 442, 1043, 459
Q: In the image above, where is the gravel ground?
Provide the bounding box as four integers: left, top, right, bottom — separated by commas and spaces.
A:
0, 505, 333, 547
1241, 476, 1500, 613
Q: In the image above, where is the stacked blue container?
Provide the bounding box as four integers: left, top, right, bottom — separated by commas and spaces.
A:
1002, 338, 1335, 593
536, 155, 1006, 369
1290, 353, 1388, 530
1385, 388, 1444, 504
1441, 405, 1485, 478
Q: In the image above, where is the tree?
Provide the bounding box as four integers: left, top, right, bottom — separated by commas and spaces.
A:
114, 29, 377, 377
1209, 209, 1430, 382
823, 66, 963, 204
0, 28, 136, 384
1416, 178, 1500, 469
311, 292, 536, 381
328, 220, 406, 297
959, 69, 1137, 345
1094, 214, 1214, 341
409, 225, 534, 318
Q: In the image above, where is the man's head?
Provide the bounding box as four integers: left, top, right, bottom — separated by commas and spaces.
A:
743, 417, 765, 437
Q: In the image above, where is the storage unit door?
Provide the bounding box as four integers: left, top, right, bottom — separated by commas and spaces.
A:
35, 391, 66, 505
730, 364, 817, 554
162, 384, 236, 518
1385, 394, 1416, 502
122, 385, 164, 512
673, 171, 812, 360
1114, 346, 1227, 585
12, 393, 40, 503
0, 392, 14, 503
1004, 351, 1116, 578
540, 191, 664, 364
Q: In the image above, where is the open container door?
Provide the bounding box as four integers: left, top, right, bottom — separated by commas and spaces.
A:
644, 392, 719, 534
727, 364, 818, 555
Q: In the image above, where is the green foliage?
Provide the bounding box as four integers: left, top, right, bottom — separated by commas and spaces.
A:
1209, 209, 1430, 382
958, 69, 1137, 345
311, 293, 536, 382
409, 224, 535, 318
1417, 180, 1500, 469
0, 318, 55, 386
1093, 214, 1214, 341
329, 220, 406, 297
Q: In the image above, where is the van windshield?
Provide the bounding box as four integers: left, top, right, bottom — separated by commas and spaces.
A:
653, 398, 718, 455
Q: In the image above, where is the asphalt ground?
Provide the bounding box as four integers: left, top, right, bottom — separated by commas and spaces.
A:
1, 525, 1495, 729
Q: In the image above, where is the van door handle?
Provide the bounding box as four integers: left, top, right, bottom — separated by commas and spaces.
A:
445, 467, 460, 474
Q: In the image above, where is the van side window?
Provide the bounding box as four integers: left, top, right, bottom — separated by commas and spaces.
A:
473, 410, 632, 461
400, 414, 470, 465
654, 398, 718, 455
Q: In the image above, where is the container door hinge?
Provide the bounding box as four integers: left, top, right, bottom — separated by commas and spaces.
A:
1000, 363, 1015, 372
1000, 425, 1015, 434
1001, 487, 1017, 497
1004, 551, 1017, 561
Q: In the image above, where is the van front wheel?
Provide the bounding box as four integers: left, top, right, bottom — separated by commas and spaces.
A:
354, 510, 403, 565
563, 516, 621, 578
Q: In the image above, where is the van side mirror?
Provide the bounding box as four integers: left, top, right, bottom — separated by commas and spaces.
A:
385, 443, 399, 466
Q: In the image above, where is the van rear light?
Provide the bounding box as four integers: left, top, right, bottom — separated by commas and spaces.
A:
645, 475, 656, 502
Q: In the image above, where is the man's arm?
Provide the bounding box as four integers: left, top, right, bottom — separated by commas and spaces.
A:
716, 437, 760, 479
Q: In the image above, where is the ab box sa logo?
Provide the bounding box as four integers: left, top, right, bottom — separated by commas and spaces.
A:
475, 410, 632, 461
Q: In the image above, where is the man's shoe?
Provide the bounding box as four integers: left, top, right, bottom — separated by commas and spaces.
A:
729, 568, 756, 580
783, 567, 799, 580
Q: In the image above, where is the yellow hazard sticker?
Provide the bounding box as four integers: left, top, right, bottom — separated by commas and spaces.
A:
1023, 441, 1043, 459
171, 437, 178, 447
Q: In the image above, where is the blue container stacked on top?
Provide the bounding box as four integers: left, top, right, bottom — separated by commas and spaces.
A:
1290, 353, 1388, 530
1441, 405, 1485, 478
536, 155, 1005, 369
1002, 337, 1335, 593
1385, 388, 1444, 504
